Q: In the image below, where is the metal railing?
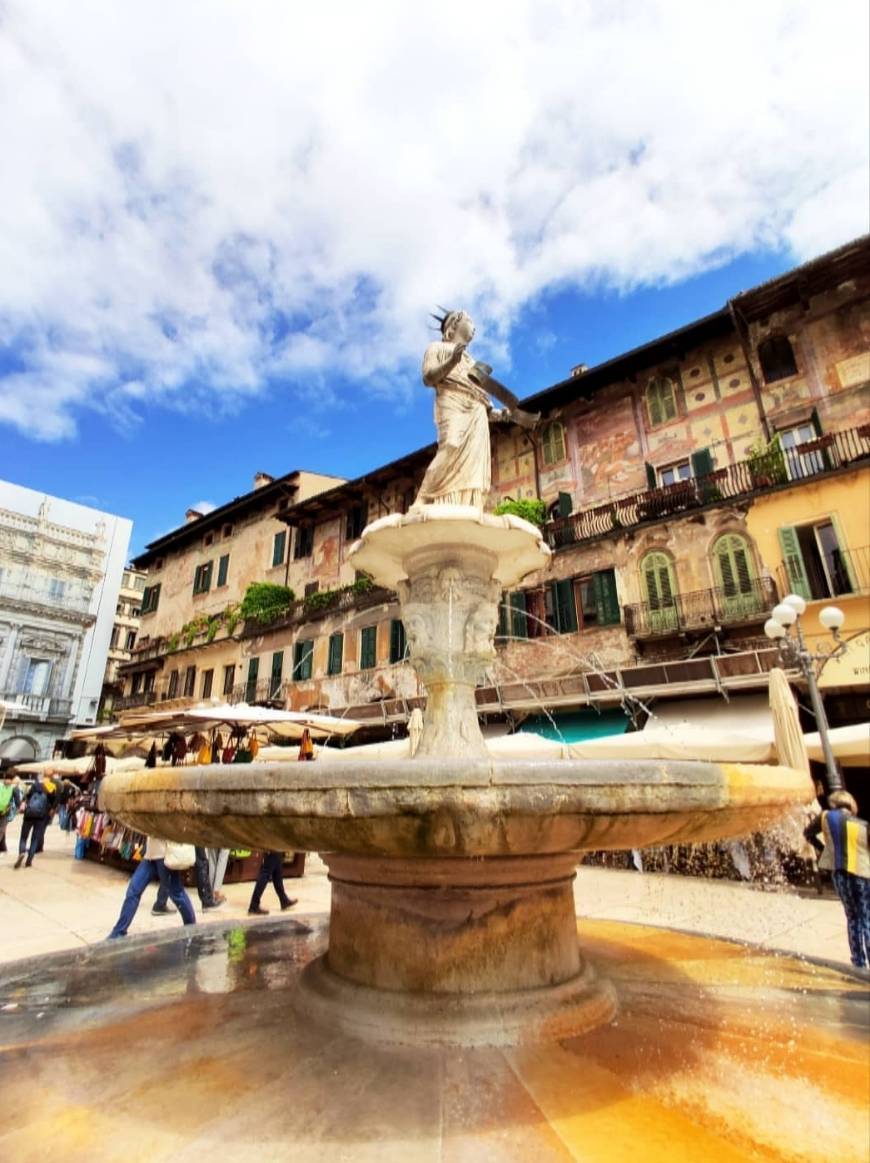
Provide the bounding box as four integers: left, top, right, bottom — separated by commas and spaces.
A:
240, 584, 394, 636
777, 545, 869, 601
0, 691, 73, 719
115, 690, 158, 710
545, 425, 870, 548
623, 576, 778, 638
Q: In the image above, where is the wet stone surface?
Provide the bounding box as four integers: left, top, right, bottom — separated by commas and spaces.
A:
1, 917, 867, 1163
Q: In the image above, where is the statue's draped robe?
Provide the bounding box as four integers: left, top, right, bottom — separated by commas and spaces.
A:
414, 343, 491, 508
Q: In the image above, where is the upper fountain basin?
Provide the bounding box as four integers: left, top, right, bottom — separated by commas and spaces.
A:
99, 756, 812, 858
348, 506, 551, 590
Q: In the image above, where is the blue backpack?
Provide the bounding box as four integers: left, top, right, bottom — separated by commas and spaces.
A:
25, 787, 49, 818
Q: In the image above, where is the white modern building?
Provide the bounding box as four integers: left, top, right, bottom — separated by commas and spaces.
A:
0, 481, 132, 762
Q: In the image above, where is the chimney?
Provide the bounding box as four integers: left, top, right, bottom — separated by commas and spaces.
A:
253, 472, 274, 490
571, 363, 589, 378
185, 509, 204, 524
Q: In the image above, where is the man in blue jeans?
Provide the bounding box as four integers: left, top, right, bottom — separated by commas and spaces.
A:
108, 837, 196, 938
15, 773, 56, 869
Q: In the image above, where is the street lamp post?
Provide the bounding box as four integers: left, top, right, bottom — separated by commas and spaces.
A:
764, 594, 847, 797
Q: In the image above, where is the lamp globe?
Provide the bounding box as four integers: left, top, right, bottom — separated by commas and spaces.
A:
818, 606, 845, 631
772, 602, 797, 626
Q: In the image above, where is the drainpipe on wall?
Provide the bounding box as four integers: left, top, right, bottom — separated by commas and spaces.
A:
728, 298, 771, 442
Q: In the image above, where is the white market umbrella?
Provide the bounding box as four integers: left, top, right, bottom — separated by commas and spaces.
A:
804, 722, 870, 767
184, 702, 363, 739
769, 668, 811, 775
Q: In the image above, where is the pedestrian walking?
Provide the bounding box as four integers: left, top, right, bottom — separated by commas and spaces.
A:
107, 836, 196, 939
805, 791, 870, 969
248, 851, 297, 915
0, 773, 23, 855
15, 773, 56, 868
153, 845, 222, 914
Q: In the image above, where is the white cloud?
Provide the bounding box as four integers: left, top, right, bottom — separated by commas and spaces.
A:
0, 0, 867, 440
189, 501, 218, 516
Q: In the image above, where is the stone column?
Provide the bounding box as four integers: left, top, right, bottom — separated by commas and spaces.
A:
397, 544, 500, 759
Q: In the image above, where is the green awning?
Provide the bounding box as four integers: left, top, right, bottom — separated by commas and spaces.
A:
517, 709, 630, 744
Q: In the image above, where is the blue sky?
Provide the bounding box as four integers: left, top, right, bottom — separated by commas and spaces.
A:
0, 2, 867, 556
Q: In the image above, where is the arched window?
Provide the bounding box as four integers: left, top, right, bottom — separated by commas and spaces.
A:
640, 551, 678, 633
645, 376, 678, 427
712, 533, 762, 616
758, 336, 797, 383
541, 420, 566, 466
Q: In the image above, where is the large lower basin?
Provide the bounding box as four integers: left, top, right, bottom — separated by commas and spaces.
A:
100, 757, 812, 1045
99, 757, 810, 856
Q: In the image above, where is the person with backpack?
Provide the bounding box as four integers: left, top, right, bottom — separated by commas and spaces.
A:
805, 790, 870, 970
15, 772, 56, 869
0, 773, 23, 855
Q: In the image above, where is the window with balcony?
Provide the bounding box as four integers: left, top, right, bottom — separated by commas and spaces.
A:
545, 579, 578, 634
359, 626, 377, 670
541, 421, 566, 467
328, 632, 344, 675
645, 375, 678, 427
292, 640, 314, 681
658, 459, 692, 487
167, 669, 180, 699
272, 530, 287, 567
712, 533, 762, 617
641, 551, 678, 632
779, 521, 854, 600
758, 335, 798, 383
125, 630, 137, 651
779, 421, 826, 479
192, 563, 212, 595
22, 658, 52, 696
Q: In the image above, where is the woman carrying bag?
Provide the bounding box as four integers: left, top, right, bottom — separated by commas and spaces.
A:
107, 837, 196, 939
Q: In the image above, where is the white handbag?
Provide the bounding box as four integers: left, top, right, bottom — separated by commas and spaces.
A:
163, 841, 196, 871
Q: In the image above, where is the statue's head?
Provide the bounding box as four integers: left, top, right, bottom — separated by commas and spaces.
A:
434, 309, 475, 344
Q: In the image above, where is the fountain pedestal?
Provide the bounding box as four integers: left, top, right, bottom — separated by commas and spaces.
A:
302, 852, 616, 1046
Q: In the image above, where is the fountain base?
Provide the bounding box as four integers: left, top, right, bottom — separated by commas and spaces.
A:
300, 852, 617, 1045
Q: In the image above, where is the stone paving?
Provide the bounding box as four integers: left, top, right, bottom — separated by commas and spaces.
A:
0, 814, 855, 969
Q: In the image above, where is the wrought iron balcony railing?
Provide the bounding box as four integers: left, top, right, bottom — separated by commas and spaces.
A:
623, 576, 778, 639
545, 425, 870, 548
115, 690, 158, 710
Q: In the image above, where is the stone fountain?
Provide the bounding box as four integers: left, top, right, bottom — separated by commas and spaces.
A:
99, 309, 815, 1047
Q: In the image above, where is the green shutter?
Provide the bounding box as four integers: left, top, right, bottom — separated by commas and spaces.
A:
497, 592, 509, 639
272, 530, 286, 567
292, 640, 313, 681
691, 447, 714, 478
557, 491, 573, 518
217, 554, 229, 586
245, 657, 259, 701
509, 592, 528, 639
360, 626, 377, 669
389, 619, 406, 663
777, 526, 811, 600
645, 462, 657, 489
270, 651, 283, 694
592, 570, 620, 625
549, 579, 577, 633
328, 633, 343, 676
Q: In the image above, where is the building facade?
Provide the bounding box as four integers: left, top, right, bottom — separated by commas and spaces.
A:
0, 482, 132, 762
99, 566, 147, 721
120, 237, 870, 764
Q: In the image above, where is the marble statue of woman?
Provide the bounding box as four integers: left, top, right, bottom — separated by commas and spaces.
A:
413, 310, 538, 510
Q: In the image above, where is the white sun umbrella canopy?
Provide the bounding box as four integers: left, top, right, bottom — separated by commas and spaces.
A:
183, 703, 363, 739
804, 722, 870, 768
769, 667, 811, 775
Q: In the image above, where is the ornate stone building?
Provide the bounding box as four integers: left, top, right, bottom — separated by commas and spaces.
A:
0, 483, 132, 762
120, 236, 870, 748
